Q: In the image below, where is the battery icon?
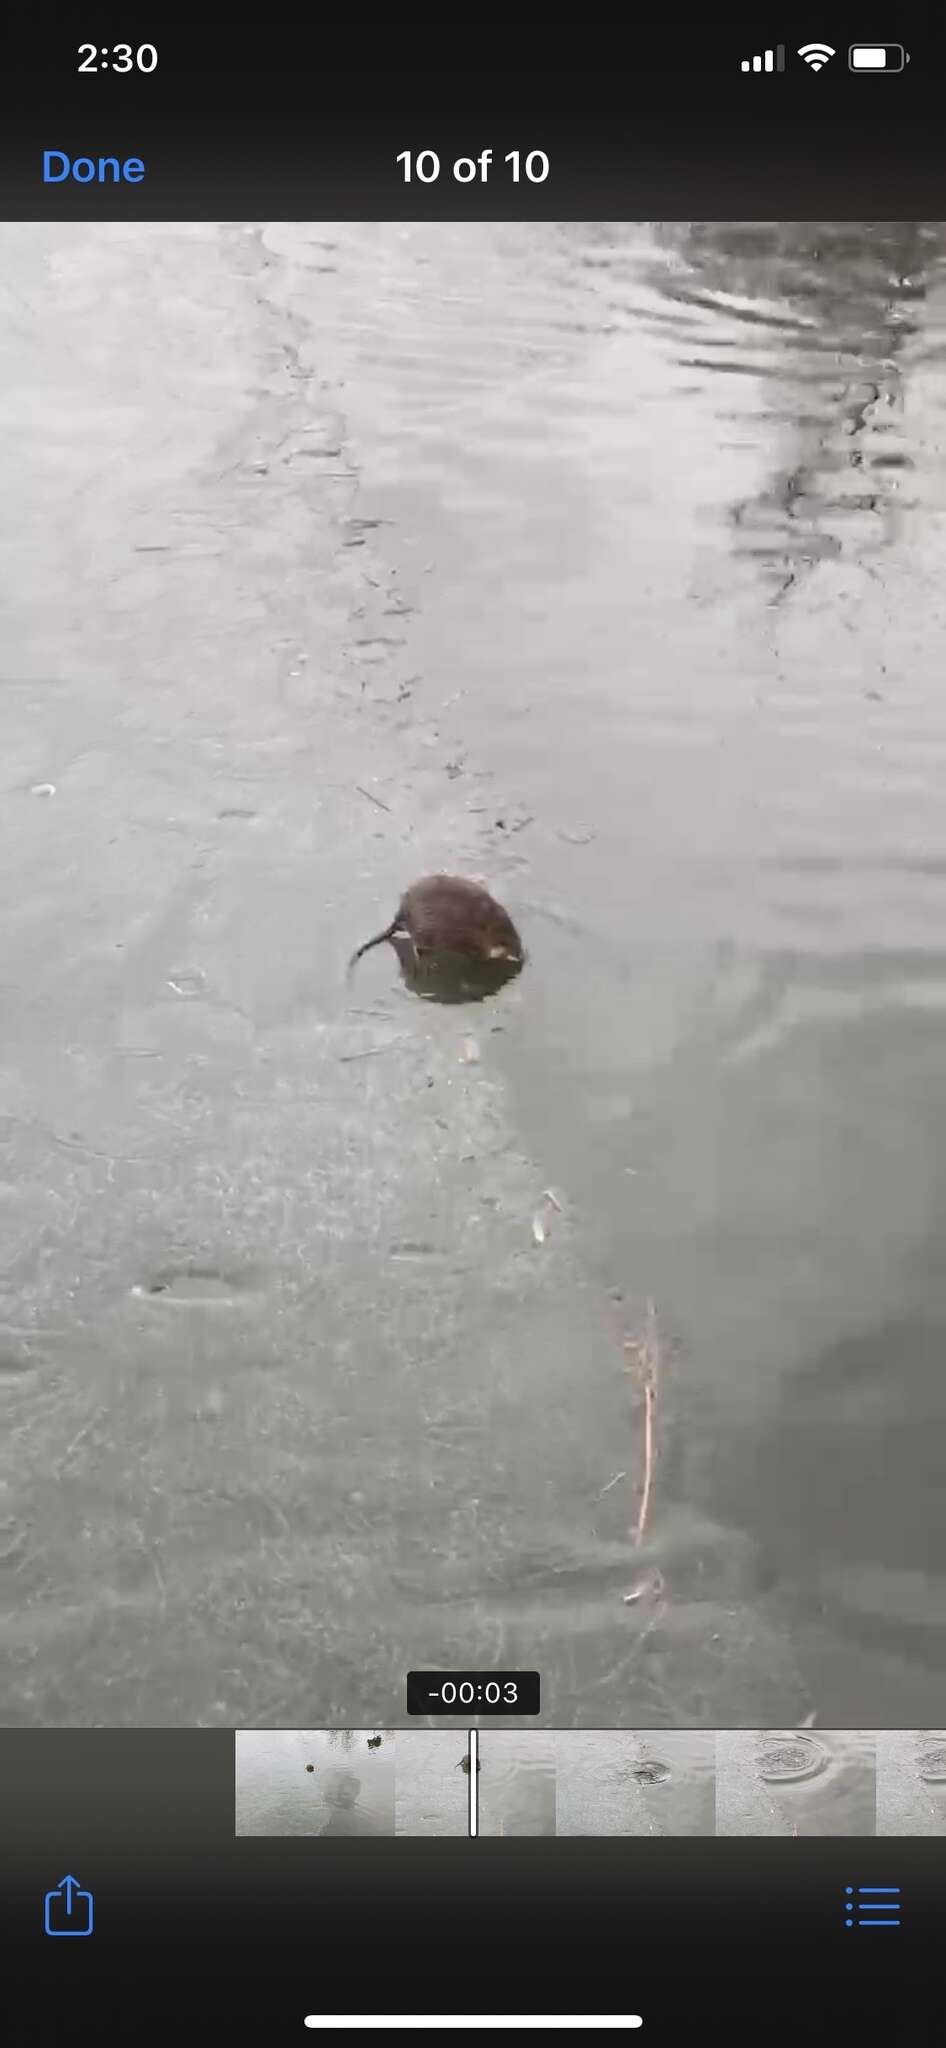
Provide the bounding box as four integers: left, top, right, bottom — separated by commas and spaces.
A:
849, 45, 909, 70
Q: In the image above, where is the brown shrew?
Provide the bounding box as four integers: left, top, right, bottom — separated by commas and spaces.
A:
348, 875, 524, 978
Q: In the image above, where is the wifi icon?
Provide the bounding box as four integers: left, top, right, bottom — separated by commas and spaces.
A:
798, 42, 836, 70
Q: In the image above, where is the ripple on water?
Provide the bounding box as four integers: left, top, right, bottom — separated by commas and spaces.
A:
757, 1733, 829, 1784
631, 1759, 672, 1785
916, 1737, 946, 1783
132, 1262, 268, 1303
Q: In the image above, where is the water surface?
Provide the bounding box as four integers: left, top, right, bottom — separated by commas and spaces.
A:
4, 222, 946, 1725
555, 1730, 715, 1835
235, 1727, 394, 1835
876, 1729, 946, 1834
716, 1729, 875, 1834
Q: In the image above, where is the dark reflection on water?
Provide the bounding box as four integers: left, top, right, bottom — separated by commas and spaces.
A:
710, 1312, 946, 1715
649, 222, 927, 602
391, 936, 523, 1005
317, 1766, 368, 1834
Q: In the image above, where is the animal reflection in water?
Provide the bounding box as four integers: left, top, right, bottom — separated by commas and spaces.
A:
348, 875, 524, 1005
396, 940, 522, 1005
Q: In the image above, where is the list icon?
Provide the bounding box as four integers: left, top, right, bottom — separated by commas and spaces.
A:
845, 1885, 900, 1928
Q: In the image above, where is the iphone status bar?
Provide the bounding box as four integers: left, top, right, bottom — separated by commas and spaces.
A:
1, 36, 944, 218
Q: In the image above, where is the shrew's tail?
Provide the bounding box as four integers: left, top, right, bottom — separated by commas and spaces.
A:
346, 920, 401, 979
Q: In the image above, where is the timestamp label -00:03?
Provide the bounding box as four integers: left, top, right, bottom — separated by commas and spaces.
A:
405, 1672, 540, 1714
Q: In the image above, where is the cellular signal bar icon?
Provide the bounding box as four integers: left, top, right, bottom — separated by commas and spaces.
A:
741, 46, 785, 72
845, 1886, 901, 1928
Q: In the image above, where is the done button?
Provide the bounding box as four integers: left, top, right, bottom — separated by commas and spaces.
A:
43, 151, 145, 183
